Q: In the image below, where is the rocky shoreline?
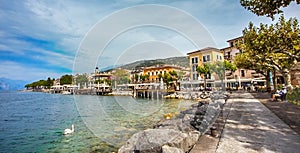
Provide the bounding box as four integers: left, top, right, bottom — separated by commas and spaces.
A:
118, 92, 228, 153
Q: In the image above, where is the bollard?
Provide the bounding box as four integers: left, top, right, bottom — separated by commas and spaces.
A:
210, 126, 218, 137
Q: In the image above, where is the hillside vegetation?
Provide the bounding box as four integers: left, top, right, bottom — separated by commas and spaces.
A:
120, 56, 189, 70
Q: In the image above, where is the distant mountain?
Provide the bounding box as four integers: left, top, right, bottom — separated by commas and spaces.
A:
120, 56, 189, 70
0, 78, 27, 91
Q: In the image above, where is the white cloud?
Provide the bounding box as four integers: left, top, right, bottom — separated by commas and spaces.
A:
30, 47, 75, 69
1, 0, 299, 80
115, 40, 184, 66
0, 61, 65, 81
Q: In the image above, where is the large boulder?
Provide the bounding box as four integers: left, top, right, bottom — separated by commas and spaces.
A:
162, 145, 184, 153
119, 97, 226, 153
118, 128, 200, 153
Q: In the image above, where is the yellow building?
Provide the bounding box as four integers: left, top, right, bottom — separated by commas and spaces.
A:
187, 47, 224, 81
143, 65, 182, 83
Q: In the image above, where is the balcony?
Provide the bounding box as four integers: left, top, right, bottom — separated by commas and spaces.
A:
252, 73, 261, 78
226, 71, 232, 76
224, 55, 232, 60
251, 71, 261, 78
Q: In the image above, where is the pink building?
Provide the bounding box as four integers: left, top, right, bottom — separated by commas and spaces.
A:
220, 37, 265, 90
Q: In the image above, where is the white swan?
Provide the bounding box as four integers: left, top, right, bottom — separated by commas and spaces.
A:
63, 124, 74, 135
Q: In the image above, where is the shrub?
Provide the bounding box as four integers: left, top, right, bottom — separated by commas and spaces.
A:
286, 87, 300, 106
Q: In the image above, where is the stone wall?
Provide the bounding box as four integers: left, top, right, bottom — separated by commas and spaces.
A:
118, 93, 227, 153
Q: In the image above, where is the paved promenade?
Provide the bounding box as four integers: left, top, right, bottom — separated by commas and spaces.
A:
191, 92, 300, 153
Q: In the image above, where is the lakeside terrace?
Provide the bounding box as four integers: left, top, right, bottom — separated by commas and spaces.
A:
118, 91, 300, 152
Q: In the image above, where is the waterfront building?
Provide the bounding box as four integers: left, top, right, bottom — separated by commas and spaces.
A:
220, 37, 265, 89
130, 69, 144, 83
91, 67, 112, 91
92, 67, 112, 82
143, 64, 183, 83
220, 36, 243, 62
187, 47, 224, 89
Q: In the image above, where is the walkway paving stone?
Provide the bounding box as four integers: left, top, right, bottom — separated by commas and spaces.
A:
190, 92, 300, 153
216, 92, 300, 153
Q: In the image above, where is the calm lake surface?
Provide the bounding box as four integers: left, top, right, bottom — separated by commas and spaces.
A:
0, 92, 194, 153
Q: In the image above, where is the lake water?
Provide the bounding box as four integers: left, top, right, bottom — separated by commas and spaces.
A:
0, 92, 194, 153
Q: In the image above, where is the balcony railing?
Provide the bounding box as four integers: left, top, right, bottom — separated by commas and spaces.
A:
226, 75, 234, 79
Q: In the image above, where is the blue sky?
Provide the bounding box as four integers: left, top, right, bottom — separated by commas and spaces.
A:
0, 0, 299, 82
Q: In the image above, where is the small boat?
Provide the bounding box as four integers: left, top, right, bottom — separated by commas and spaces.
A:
61, 91, 72, 95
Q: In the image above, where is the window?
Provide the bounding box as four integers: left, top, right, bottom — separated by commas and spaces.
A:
192, 65, 198, 72
225, 52, 231, 59
220, 56, 222, 60
241, 70, 245, 77
203, 55, 210, 62
205, 73, 211, 79
193, 73, 199, 80
192, 57, 198, 64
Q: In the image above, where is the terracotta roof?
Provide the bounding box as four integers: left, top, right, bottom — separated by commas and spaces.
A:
143, 64, 182, 70
220, 46, 232, 51
187, 47, 220, 55
226, 36, 243, 42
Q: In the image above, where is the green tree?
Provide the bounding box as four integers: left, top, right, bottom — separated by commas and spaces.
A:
111, 69, 130, 85
237, 15, 300, 90
240, 0, 300, 19
104, 79, 112, 86
197, 64, 211, 89
75, 74, 88, 88
134, 74, 139, 83
169, 70, 178, 80
95, 79, 104, 84
46, 77, 53, 89
140, 74, 149, 82
177, 71, 185, 81
162, 72, 172, 89
167, 71, 179, 90
208, 60, 237, 90
60, 75, 73, 85
25, 79, 48, 89
234, 52, 272, 89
